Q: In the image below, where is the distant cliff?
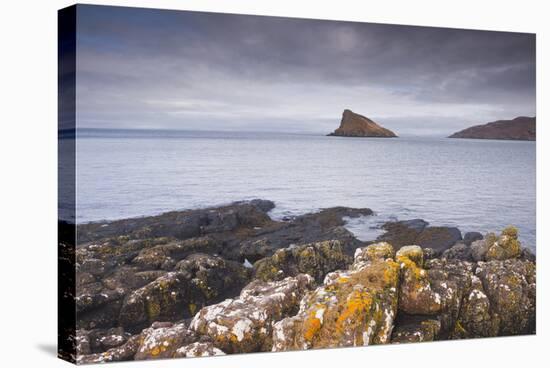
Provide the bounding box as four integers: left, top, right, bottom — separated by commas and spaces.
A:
449, 116, 536, 141
328, 109, 397, 138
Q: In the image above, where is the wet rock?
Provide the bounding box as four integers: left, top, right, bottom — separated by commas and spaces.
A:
442, 242, 473, 261
77, 200, 276, 243
253, 240, 352, 282
377, 219, 428, 248
190, 274, 315, 353
272, 243, 400, 350
391, 317, 441, 343
173, 342, 225, 358
463, 231, 483, 246
520, 247, 536, 262
378, 220, 461, 254
415, 227, 462, 254
134, 323, 197, 360
475, 259, 536, 335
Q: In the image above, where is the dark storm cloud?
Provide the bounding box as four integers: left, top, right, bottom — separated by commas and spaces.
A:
75, 5, 535, 135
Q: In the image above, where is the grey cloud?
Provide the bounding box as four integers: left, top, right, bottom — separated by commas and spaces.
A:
74, 5, 536, 135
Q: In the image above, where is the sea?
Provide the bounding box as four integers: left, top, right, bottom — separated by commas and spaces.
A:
63, 129, 536, 250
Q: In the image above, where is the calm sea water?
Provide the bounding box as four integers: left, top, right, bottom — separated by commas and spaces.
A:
69, 129, 536, 249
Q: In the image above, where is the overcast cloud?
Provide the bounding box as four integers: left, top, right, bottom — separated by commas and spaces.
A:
74, 5, 536, 136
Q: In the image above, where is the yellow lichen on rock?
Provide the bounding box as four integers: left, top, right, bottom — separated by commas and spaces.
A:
272, 253, 400, 350
397, 245, 442, 315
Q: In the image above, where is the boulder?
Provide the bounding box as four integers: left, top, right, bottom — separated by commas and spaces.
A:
486, 226, 521, 261
415, 226, 462, 254
463, 231, 483, 246
396, 245, 442, 315
377, 220, 461, 254
471, 237, 492, 262
471, 227, 523, 262
354, 241, 395, 263
377, 219, 428, 248
134, 323, 197, 360
190, 274, 315, 353
272, 243, 400, 350
441, 242, 473, 261
253, 240, 352, 282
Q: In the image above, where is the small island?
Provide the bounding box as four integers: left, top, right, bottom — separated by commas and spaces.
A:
449, 116, 536, 141
328, 109, 398, 138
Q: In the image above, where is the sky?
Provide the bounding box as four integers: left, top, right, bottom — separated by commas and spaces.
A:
74, 5, 536, 136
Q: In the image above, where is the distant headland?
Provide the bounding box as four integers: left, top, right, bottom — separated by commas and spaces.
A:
328, 109, 398, 138
449, 116, 536, 141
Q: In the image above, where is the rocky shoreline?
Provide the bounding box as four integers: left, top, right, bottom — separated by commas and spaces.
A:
70, 200, 536, 363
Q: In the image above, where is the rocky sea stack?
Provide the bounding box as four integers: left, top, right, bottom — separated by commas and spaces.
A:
449, 116, 536, 141
71, 200, 535, 363
328, 109, 397, 138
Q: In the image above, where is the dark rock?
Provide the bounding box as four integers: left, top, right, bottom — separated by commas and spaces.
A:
463, 231, 483, 246
415, 226, 462, 254
119, 254, 250, 332
77, 200, 276, 243
238, 238, 275, 263
378, 219, 461, 254
377, 219, 428, 248
441, 242, 473, 261
520, 247, 536, 262
131, 237, 220, 270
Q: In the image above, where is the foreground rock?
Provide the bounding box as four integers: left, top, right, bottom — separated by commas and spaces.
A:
74, 201, 372, 333
272, 243, 400, 350
190, 274, 315, 353
72, 201, 536, 362
328, 109, 397, 138
449, 116, 536, 141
